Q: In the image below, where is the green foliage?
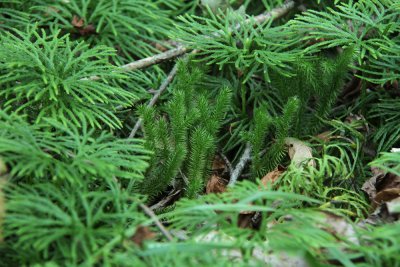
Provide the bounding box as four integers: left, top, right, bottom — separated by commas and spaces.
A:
271, 47, 354, 135
369, 98, 400, 152
4, 180, 146, 266
35, 0, 175, 63
0, 29, 134, 129
174, 8, 301, 81
138, 61, 232, 199
0, 1, 30, 30
1, 1, 400, 266
279, 153, 368, 217
371, 151, 400, 176
167, 181, 321, 233
290, 0, 397, 59
289, 0, 400, 84
245, 97, 299, 177
155, 181, 396, 266
0, 111, 150, 184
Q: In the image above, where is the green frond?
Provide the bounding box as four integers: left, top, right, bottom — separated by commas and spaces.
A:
173, 8, 301, 81
369, 98, 400, 152
0, 111, 150, 184
138, 61, 232, 199
4, 180, 146, 265
0, 29, 135, 129
186, 128, 214, 198
33, 0, 175, 63
290, 0, 397, 61
371, 151, 400, 176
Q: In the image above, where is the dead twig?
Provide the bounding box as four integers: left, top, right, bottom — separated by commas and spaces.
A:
218, 151, 233, 176
150, 189, 181, 211
139, 203, 174, 241
126, 1, 296, 138
87, 1, 295, 81
122, 46, 188, 74
128, 62, 179, 138
228, 143, 252, 186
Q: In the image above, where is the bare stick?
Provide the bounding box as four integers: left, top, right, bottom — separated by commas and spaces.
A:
86, 1, 295, 81
139, 203, 174, 241
86, 46, 187, 81
150, 189, 181, 211
228, 143, 252, 186
122, 46, 187, 73
219, 151, 233, 176
128, 62, 179, 138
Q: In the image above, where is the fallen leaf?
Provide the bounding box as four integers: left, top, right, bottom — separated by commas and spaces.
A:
315, 131, 332, 143
238, 167, 285, 226
386, 197, 400, 214
196, 230, 309, 266
361, 168, 384, 200
79, 24, 96, 36
71, 15, 84, 28
206, 175, 226, 194
132, 225, 156, 247
238, 213, 254, 228
317, 212, 359, 245
374, 188, 400, 208
211, 155, 227, 173
284, 137, 316, 168
362, 167, 400, 209
260, 166, 285, 188
253, 249, 309, 267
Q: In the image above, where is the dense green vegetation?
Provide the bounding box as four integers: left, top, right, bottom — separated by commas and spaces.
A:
1, 0, 400, 266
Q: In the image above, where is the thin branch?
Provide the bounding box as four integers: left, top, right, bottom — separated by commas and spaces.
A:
86, 46, 186, 81
139, 203, 174, 241
219, 151, 233, 176
128, 62, 179, 138
150, 189, 181, 211
122, 46, 188, 73
228, 143, 252, 186
86, 1, 295, 81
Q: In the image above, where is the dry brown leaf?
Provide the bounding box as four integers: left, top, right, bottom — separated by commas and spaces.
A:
71, 15, 96, 36
361, 167, 384, 200
212, 155, 227, 173
260, 167, 285, 189
374, 188, 400, 208
71, 15, 84, 28
362, 167, 400, 209
315, 131, 332, 143
386, 197, 400, 215
79, 24, 96, 36
206, 175, 226, 194
238, 213, 254, 228
317, 212, 359, 245
284, 137, 316, 168
238, 167, 285, 225
131, 225, 156, 247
